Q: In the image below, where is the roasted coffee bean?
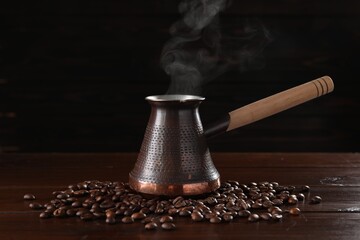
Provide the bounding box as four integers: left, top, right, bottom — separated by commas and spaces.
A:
209, 216, 222, 224
300, 185, 311, 192
71, 201, 82, 208
238, 210, 251, 217
131, 212, 146, 220
260, 212, 272, 221
23, 194, 36, 200
26, 179, 324, 230
80, 213, 94, 221
288, 195, 298, 205
29, 202, 44, 210
289, 207, 301, 215
106, 210, 116, 218
222, 213, 233, 222
161, 222, 176, 230
160, 215, 174, 223
179, 209, 191, 217
56, 193, 70, 199
39, 211, 51, 219
270, 207, 283, 215
145, 222, 158, 230
141, 217, 154, 224
122, 216, 134, 224
272, 198, 283, 206
53, 208, 67, 217
310, 196, 322, 204
191, 211, 204, 222
140, 207, 151, 214
66, 208, 78, 217
297, 193, 305, 201
248, 213, 260, 222
106, 217, 116, 224
168, 208, 179, 216
251, 202, 262, 209
272, 213, 283, 221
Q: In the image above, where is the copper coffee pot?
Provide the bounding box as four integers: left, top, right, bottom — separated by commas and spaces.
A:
129, 76, 334, 196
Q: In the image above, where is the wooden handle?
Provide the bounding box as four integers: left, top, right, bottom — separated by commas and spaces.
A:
227, 76, 334, 131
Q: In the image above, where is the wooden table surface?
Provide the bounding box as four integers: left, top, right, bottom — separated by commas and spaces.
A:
1, 152, 360, 240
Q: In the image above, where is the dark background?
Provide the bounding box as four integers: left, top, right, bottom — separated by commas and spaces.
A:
0, 0, 359, 153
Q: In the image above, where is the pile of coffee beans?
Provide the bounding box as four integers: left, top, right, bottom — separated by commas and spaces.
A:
24, 180, 322, 230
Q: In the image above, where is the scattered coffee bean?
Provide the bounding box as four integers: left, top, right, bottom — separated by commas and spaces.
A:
53, 208, 67, 217
161, 222, 176, 230
289, 207, 301, 215
310, 196, 322, 204
238, 210, 251, 217
179, 209, 191, 217
260, 212, 272, 221
106, 217, 116, 224
288, 195, 298, 205
160, 215, 174, 223
39, 212, 51, 219
24, 180, 324, 231
209, 216, 222, 223
191, 211, 204, 222
122, 216, 134, 224
145, 222, 158, 230
131, 212, 146, 220
222, 213, 233, 222
301, 185, 311, 192
248, 213, 260, 222
297, 193, 305, 201
272, 213, 283, 221
80, 213, 94, 221
29, 202, 44, 210
23, 194, 36, 200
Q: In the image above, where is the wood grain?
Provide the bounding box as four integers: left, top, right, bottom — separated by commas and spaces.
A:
0, 153, 360, 239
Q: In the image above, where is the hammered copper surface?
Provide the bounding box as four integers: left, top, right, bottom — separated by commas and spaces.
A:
129, 95, 220, 196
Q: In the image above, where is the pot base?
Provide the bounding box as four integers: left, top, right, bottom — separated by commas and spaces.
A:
129, 176, 221, 196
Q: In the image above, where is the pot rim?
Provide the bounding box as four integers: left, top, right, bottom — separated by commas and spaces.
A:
146, 94, 205, 102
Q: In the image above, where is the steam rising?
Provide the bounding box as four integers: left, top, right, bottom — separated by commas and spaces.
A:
161, 0, 272, 95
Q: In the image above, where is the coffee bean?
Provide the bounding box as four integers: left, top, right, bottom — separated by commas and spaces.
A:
209, 216, 222, 223
26, 179, 324, 231
29, 202, 44, 210
56, 193, 70, 199
168, 208, 179, 216
288, 195, 298, 205
300, 185, 311, 192
66, 208, 78, 217
131, 212, 146, 220
161, 222, 176, 230
39, 212, 51, 219
80, 213, 94, 221
238, 210, 251, 217
248, 213, 260, 222
145, 222, 158, 230
222, 213, 233, 222
106, 217, 116, 224
260, 212, 272, 221
310, 196, 322, 204
191, 211, 204, 222
289, 207, 301, 215
297, 193, 305, 201
106, 210, 116, 219
23, 194, 36, 200
179, 209, 191, 217
272, 213, 283, 221
160, 215, 174, 223
122, 216, 134, 224
270, 207, 283, 215
53, 208, 67, 217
